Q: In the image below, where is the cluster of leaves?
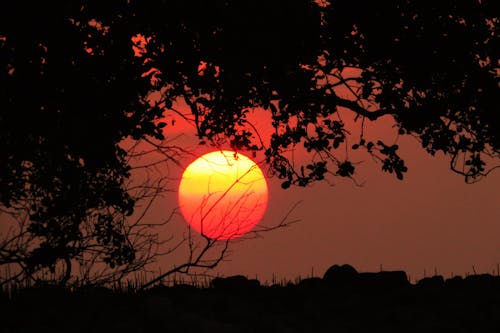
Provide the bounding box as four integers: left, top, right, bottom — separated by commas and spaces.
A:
321, 0, 499, 182
126, 0, 498, 187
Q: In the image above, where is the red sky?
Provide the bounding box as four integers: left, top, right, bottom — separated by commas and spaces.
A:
132, 98, 500, 284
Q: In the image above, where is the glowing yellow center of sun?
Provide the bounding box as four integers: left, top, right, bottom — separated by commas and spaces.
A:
178, 150, 268, 240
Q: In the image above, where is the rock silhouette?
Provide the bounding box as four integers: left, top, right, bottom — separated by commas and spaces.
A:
296, 277, 324, 290
322, 264, 410, 291
323, 263, 358, 286
211, 275, 261, 291
357, 271, 410, 290
417, 275, 445, 289
464, 273, 500, 289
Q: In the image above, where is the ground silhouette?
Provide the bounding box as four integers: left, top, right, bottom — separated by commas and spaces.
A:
1, 264, 500, 332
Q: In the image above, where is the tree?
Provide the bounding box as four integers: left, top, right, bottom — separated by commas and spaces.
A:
130, 0, 498, 185
0, 2, 172, 285
1, 0, 498, 286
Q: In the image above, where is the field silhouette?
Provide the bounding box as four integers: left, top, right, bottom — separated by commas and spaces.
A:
2, 264, 500, 333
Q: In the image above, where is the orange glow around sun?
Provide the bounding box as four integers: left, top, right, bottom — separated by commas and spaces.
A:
178, 150, 268, 240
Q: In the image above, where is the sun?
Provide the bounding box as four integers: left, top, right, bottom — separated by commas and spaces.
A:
178, 150, 268, 240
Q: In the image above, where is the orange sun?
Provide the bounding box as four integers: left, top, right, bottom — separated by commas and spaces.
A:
178, 150, 268, 240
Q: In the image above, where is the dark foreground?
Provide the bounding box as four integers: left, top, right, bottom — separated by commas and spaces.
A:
2, 265, 500, 333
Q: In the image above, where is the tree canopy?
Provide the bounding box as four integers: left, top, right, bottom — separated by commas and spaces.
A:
1, 0, 498, 285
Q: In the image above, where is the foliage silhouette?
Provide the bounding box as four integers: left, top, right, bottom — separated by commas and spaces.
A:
0, 2, 171, 285
117, 0, 498, 185
1, 1, 498, 285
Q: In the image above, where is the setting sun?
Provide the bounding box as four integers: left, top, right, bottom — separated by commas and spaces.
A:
178, 150, 268, 240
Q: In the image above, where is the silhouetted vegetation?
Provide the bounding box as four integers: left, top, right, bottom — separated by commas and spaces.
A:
1, 1, 498, 286
2, 264, 500, 332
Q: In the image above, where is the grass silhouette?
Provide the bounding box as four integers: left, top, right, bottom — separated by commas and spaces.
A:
2, 264, 500, 332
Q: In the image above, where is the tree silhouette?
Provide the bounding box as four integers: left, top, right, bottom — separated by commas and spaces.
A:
132, 0, 498, 186
0, 2, 169, 285
1, 1, 498, 285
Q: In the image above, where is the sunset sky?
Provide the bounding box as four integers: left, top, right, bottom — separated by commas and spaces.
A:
134, 99, 500, 284
2, 0, 499, 303
109, 14, 500, 286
